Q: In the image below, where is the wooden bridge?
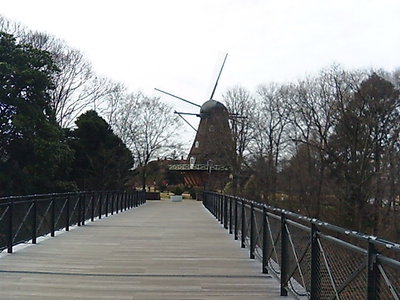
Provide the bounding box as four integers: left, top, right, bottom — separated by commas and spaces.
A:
0, 199, 288, 299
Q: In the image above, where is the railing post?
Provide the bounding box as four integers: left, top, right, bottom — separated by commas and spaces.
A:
66, 195, 70, 231
367, 240, 378, 299
105, 192, 109, 217
98, 192, 102, 219
82, 193, 86, 225
78, 194, 82, 226
123, 191, 126, 211
234, 198, 238, 240
221, 195, 224, 225
217, 194, 221, 222
116, 192, 119, 214
280, 211, 288, 296
241, 200, 245, 248
213, 194, 216, 216
7, 200, 14, 253
262, 206, 268, 274
224, 195, 228, 229
216, 194, 218, 217
124, 191, 128, 210
250, 202, 255, 259
119, 192, 121, 212
213, 193, 216, 214
135, 191, 138, 207
91, 192, 95, 222
51, 195, 55, 237
32, 198, 37, 244
229, 197, 233, 234
310, 222, 320, 300
111, 193, 114, 215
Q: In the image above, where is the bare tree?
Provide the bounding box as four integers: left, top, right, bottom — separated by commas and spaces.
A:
113, 92, 182, 189
0, 15, 25, 36
0, 17, 115, 128
223, 86, 255, 195
250, 83, 293, 202
101, 82, 128, 127
22, 31, 114, 127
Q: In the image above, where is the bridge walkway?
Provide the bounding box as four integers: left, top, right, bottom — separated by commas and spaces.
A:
0, 199, 291, 299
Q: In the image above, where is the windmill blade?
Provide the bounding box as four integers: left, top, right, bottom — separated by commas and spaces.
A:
229, 113, 248, 119
209, 53, 228, 100
155, 88, 201, 108
175, 111, 200, 117
174, 111, 198, 132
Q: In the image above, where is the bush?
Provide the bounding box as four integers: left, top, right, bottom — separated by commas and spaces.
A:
173, 186, 183, 195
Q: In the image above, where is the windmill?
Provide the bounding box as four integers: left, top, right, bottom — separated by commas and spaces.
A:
155, 54, 234, 189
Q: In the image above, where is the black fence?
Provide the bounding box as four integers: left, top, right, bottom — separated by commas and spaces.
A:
203, 192, 400, 300
0, 190, 146, 253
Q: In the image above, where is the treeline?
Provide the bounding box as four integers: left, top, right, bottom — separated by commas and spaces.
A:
0, 16, 182, 196
223, 66, 400, 239
0, 29, 133, 195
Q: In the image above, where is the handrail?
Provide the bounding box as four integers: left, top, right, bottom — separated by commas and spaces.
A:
0, 190, 146, 254
203, 191, 400, 299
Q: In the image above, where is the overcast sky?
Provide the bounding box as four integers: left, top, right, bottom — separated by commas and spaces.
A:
2, 0, 400, 140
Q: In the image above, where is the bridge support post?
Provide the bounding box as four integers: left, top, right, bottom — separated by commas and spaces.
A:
7, 200, 13, 253
310, 222, 320, 300
111, 193, 114, 215
262, 206, 268, 274
367, 240, 378, 299
91, 192, 95, 222
66, 195, 70, 231
234, 198, 238, 240
78, 194, 82, 226
51, 195, 55, 237
82, 193, 86, 225
241, 200, 245, 248
219, 194, 223, 224
99, 192, 102, 219
250, 202, 255, 259
223, 195, 228, 229
229, 197, 233, 234
105, 192, 109, 217
280, 212, 288, 296
32, 198, 37, 244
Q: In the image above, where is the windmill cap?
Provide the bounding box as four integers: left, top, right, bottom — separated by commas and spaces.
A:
200, 100, 227, 117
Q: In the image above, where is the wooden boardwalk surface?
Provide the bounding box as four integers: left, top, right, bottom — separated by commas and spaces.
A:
0, 200, 291, 299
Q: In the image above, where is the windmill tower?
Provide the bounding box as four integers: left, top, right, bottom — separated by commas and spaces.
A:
156, 54, 233, 189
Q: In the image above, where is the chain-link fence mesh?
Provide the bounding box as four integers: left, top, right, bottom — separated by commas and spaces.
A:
377, 257, 400, 299
317, 234, 367, 299
285, 221, 311, 296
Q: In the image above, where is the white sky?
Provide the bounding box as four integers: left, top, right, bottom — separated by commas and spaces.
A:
2, 0, 400, 142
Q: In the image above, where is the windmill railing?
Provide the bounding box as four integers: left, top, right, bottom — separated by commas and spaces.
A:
203, 191, 400, 299
0, 190, 146, 254
169, 164, 229, 171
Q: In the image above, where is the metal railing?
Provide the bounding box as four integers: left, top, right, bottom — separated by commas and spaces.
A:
203, 191, 400, 300
0, 190, 146, 253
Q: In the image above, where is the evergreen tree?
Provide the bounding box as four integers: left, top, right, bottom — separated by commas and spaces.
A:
69, 110, 133, 190
0, 32, 74, 196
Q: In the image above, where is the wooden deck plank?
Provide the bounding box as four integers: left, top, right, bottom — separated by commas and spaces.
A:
0, 200, 292, 299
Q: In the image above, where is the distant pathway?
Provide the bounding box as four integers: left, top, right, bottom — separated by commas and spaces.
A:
0, 200, 291, 299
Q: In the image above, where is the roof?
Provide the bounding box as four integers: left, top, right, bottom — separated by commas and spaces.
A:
200, 100, 227, 117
